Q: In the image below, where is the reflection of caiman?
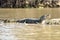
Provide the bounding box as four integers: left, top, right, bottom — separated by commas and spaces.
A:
16, 14, 50, 24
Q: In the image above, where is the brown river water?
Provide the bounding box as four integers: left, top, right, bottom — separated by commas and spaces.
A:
0, 23, 60, 40
0, 8, 60, 40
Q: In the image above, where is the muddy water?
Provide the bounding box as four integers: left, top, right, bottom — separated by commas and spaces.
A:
0, 8, 60, 19
0, 23, 60, 40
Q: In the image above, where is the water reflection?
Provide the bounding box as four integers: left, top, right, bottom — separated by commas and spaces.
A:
0, 23, 60, 40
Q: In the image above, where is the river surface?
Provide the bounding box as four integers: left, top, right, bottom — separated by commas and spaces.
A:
0, 8, 60, 19
0, 23, 60, 40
